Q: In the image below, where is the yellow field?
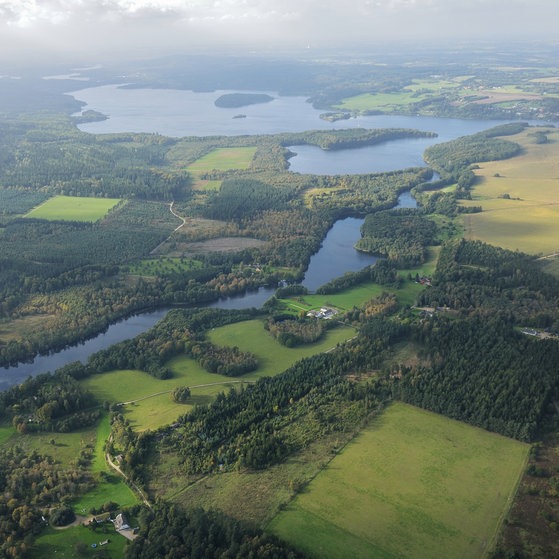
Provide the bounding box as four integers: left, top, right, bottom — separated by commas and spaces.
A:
462, 126, 559, 255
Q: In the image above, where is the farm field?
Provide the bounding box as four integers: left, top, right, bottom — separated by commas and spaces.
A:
25, 195, 121, 222
187, 146, 257, 190
268, 402, 528, 559
462, 126, 559, 255
207, 319, 356, 378
83, 320, 355, 431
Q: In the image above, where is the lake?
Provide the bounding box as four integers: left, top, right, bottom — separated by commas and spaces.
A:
70, 84, 505, 175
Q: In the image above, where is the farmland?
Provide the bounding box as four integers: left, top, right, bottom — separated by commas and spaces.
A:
83, 319, 356, 431
25, 195, 122, 222
462, 126, 559, 255
268, 402, 528, 559
186, 146, 258, 190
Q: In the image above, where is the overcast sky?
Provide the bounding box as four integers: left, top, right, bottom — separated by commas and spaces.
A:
1, 0, 557, 63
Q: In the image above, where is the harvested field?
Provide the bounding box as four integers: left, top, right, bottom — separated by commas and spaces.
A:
182, 236, 267, 254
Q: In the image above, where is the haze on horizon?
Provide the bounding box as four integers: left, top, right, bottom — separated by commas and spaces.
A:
0, 0, 557, 66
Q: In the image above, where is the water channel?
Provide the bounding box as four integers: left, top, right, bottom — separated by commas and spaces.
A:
0, 85, 521, 388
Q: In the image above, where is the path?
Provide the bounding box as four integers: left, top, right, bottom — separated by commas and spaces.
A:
119, 380, 256, 405
105, 437, 152, 510
150, 201, 186, 255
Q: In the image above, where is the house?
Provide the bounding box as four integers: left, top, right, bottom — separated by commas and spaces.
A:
114, 513, 130, 532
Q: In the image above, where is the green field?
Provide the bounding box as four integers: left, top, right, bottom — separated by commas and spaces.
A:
0, 424, 14, 445
187, 147, 257, 173
268, 402, 528, 559
463, 126, 559, 255
83, 319, 355, 431
30, 525, 127, 559
126, 256, 204, 276
207, 319, 355, 377
25, 195, 121, 222
187, 147, 257, 190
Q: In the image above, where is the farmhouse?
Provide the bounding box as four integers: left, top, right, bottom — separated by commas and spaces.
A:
306, 307, 338, 320
114, 513, 130, 532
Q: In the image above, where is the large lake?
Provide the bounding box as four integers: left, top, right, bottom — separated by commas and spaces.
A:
70, 84, 505, 172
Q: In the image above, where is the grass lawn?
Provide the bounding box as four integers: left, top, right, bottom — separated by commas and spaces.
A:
71, 473, 137, 516
30, 524, 127, 559
268, 402, 528, 559
25, 195, 121, 222
463, 126, 559, 255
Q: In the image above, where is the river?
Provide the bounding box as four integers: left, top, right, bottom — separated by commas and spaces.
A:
0, 191, 417, 389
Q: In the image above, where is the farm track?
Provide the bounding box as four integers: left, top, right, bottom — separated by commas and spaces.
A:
119, 380, 257, 405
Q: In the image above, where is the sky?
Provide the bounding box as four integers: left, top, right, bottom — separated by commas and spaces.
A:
0, 0, 557, 63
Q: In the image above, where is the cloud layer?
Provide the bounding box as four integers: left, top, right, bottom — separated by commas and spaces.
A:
0, 0, 557, 62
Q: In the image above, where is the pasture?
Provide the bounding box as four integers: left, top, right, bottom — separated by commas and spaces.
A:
207, 319, 356, 378
187, 146, 257, 190
83, 320, 355, 431
25, 195, 121, 222
268, 402, 528, 559
463, 126, 559, 255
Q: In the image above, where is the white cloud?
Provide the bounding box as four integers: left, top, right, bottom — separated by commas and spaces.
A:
0, 0, 556, 62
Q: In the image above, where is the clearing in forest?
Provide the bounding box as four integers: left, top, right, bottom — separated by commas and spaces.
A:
187, 147, 257, 190
25, 195, 121, 222
268, 402, 528, 559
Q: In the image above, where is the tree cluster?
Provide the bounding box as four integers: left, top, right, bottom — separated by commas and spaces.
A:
126, 503, 305, 559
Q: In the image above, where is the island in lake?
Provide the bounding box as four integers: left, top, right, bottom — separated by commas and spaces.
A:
215, 92, 274, 108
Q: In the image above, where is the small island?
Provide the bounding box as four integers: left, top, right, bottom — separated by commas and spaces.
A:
232, 114, 247, 119
320, 111, 352, 122
215, 92, 274, 108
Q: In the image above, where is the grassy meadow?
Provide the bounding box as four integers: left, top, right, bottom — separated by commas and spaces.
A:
187, 146, 257, 190
462, 126, 559, 255
83, 319, 355, 431
25, 195, 121, 222
268, 402, 528, 559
